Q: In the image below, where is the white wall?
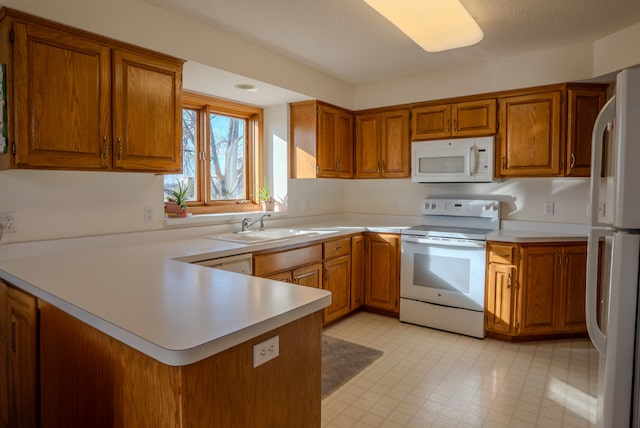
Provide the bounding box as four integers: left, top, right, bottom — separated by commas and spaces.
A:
343, 178, 590, 224
0, 1, 633, 244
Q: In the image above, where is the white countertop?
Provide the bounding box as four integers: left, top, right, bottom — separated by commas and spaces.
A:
0, 216, 589, 366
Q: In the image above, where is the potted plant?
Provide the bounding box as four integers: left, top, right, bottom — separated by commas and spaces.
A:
255, 185, 275, 211
165, 181, 190, 217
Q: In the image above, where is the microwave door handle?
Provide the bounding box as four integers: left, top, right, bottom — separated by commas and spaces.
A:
468, 145, 475, 176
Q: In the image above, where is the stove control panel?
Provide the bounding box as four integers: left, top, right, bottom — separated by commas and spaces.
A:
421, 199, 500, 218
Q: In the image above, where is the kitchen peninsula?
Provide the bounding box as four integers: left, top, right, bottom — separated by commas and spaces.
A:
0, 234, 334, 427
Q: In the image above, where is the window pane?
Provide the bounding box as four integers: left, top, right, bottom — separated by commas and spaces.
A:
209, 113, 246, 200
164, 109, 197, 201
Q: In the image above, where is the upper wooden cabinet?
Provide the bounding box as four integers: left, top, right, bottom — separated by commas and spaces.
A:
411, 99, 497, 140
289, 100, 353, 178
355, 109, 410, 178
0, 8, 183, 173
496, 84, 607, 178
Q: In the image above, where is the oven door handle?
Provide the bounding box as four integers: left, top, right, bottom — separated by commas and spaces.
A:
402, 236, 486, 248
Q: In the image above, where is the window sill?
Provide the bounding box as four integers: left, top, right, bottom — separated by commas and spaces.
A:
163, 210, 288, 228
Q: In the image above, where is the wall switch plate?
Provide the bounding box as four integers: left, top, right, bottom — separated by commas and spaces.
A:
544, 201, 554, 216
253, 335, 279, 368
0, 211, 16, 232
144, 207, 153, 223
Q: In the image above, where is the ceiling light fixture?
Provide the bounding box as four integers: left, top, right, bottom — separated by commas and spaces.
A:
362, 0, 483, 52
234, 83, 257, 92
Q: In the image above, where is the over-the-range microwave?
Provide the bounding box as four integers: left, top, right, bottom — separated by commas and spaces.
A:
411, 136, 495, 183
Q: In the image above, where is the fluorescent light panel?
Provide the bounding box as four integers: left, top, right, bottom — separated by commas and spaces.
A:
363, 0, 484, 52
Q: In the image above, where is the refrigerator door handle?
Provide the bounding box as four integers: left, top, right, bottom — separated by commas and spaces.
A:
589, 95, 616, 227
586, 228, 609, 357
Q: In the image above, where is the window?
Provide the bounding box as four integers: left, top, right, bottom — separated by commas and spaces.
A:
164, 92, 264, 214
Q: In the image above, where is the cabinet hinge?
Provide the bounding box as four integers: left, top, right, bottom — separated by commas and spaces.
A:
518, 251, 522, 261
315, 165, 319, 175
496, 121, 500, 131
515, 321, 520, 330
11, 142, 16, 155
9, 29, 14, 43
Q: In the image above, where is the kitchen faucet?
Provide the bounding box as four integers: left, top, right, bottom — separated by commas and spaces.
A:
241, 213, 271, 231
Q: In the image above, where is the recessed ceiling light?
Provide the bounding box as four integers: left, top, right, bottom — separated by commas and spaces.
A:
363, 0, 484, 52
234, 83, 258, 92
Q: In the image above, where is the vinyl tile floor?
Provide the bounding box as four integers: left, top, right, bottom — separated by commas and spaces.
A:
321, 312, 598, 428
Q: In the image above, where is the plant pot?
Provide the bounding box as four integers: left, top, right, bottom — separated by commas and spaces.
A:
262, 199, 275, 211
165, 201, 188, 217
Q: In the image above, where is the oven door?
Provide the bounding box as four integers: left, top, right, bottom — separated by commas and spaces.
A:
401, 235, 486, 311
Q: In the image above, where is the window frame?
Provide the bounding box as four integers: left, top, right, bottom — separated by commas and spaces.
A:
181, 91, 264, 214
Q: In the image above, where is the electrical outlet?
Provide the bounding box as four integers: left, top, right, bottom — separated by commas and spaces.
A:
144, 207, 153, 224
392, 199, 400, 210
253, 335, 279, 368
0, 211, 16, 232
544, 201, 554, 216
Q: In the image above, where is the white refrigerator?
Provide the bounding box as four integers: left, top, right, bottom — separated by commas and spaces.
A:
587, 67, 640, 428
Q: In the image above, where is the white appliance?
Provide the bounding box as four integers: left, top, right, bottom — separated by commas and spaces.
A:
194, 253, 253, 275
400, 198, 500, 338
586, 67, 640, 428
411, 136, 495, 183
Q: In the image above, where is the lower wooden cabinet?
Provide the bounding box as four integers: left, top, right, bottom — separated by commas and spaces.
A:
364, 233, 400, 314
485, 241, 588, 340
350, 235, 365, 310
0, 280, 38, 428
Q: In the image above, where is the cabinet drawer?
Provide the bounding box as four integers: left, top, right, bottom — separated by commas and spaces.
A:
488, 244, 515, 264
253, 244, 322, 276
323, 238, 351, 259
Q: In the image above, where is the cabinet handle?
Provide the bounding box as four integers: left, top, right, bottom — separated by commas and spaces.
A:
565, 254, 569, 267
507, 273, 511, 288
558, 254, 562, 268
447, 119, 451, 132
501, 156, 506, 170
380, 160, 385, 172
336, 160, 340, 172
117, 138, 123, 160
570, 153, 576, 169
324, 269, 329, 281
453, 119, 457, 132
102, 136, 109, 160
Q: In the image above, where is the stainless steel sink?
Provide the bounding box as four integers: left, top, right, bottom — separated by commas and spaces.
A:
206, 228, 320, 244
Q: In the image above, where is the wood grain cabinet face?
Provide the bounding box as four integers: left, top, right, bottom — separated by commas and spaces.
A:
364, 233, 400, 313
485, 242, 588, 340
411, 99, 496, 140
497, 91, 563, 177
355, 109, 410, 178
2, 10, 183, 173
0, 281, 38, 428
566, 86, 607, 177
290, 101, 354, 179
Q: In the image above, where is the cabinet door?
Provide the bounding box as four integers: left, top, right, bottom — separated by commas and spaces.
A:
350, 235, 365, 310
485, 263, 515, 335
380, 110, 410, 178
566, 87, 606, 177
518, 246, 558, 335
289, 101, 318, 179
112, 49, 182, 172
557, 245, 588, 332
411, 104, 451, 140
497, 91, 562, 177
355, 113, 381, 178
264, 271, 293, 282
452, 99, 497, 137
336, 111, 354, 178
293, 263, 323, 289
7, 286, 38, 428
0, 282, 9, 428
12, 21, 111, 169
323, 256, 351, 323
316, 105, 338, 177
364, 233, 400, 313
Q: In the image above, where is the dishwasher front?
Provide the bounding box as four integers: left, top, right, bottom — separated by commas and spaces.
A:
194, 253, 253, 275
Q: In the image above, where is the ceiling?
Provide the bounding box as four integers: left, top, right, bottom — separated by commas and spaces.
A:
148, 0, 640, 87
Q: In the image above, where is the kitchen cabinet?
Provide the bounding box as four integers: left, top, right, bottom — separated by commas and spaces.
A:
364, 233, 400, 314
289, 100, 353, 178
0, 280, 38, 428
253, 244, 323, 287
350, 235, 365, 310
496, 84, 607, 177
0, 8, 183, 173
485, 241, 587, 340
411, 98, 497, 140
355, 109, 410, 178
323, 238, 352, 323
